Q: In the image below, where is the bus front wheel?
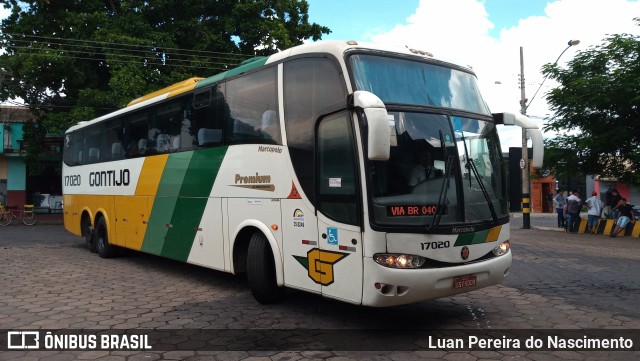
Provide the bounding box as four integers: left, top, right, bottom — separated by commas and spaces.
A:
94, 217, 116, 258
247, 232, 284, 304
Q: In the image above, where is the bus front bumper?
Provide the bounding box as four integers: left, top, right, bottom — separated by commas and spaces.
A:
361, 251, 512, 307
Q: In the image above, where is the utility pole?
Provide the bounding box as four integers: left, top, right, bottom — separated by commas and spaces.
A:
519, 46, 530, 229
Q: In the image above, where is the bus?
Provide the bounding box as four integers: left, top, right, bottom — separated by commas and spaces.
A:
63, 40, 525, 307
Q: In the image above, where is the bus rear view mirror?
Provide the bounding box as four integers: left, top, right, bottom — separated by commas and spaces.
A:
350, 91, 390, 161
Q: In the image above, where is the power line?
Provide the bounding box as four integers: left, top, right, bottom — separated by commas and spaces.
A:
3, 38, 244, 64
0, 50, 235, 72
1, 32, 251, 59
5, 45, 242, 69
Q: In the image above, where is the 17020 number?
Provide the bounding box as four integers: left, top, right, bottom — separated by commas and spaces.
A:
420, 241, 450, 250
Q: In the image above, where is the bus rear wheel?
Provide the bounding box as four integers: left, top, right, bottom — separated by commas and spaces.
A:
247, 232, 284, 304
82, 216, 96, 252
94, 217, 116, 258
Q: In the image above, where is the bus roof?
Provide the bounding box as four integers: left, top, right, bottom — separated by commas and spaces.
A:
66, 41, 473, 133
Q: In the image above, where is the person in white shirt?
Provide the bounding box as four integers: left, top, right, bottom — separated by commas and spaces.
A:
585, 191, 604, 235
565, 190, 582, 233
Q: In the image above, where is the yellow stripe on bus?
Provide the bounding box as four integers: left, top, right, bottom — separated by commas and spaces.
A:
485, 225, 502, 243
127, 77, 203, 107
136, 154, 169, 197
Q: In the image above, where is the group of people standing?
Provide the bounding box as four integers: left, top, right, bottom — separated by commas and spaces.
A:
553, 189, 636, 236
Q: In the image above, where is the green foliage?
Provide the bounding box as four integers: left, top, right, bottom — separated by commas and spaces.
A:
21, 119, 46, 175
542, 17, 640, 185
0, 0, 330, 166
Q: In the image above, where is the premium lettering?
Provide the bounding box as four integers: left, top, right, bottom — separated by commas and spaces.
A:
235, 173, 271, 184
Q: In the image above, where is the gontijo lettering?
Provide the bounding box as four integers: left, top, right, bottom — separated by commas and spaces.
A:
89, 169, 130, 187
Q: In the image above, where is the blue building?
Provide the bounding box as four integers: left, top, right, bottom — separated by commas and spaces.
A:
0, 105, 63, 208
0, 106, 29, 206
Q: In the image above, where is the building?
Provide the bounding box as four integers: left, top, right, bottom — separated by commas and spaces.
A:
587, 176, 639, 216
0, 105, 63, 209
0, 106, 30, 206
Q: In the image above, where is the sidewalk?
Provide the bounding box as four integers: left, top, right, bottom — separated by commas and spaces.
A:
510, 211, 640, 237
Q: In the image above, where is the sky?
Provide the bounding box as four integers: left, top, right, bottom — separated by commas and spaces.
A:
306, 0, 640, 148
1, 1, 639, 149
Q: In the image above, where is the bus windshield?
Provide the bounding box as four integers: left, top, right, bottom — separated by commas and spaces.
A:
368, 111, 507, 228
349, 54, 507, 229
349, 54, 490, 115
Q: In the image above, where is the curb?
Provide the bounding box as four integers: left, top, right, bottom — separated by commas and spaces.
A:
534, 218, 639, 237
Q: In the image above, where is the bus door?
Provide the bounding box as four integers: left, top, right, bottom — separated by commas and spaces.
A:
316, 112, 363, 304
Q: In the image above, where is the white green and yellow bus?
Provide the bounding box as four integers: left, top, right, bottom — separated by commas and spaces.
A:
63, 40, 516, 307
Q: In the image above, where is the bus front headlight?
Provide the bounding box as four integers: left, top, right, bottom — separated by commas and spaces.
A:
492, 241, 510, 256
374, 254, 425, 269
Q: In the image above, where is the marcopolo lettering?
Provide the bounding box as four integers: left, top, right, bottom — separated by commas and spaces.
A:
257, 145, 282, 153
89, 169, 130, 187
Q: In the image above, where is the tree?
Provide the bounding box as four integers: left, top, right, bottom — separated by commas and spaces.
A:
0, 0, 329, 171
542, 18, 640, 185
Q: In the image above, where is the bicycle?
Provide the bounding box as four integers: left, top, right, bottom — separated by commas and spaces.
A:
0, 204, 37, 226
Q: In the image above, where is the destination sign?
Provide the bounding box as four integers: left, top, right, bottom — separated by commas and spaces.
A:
387, 205, 446, 217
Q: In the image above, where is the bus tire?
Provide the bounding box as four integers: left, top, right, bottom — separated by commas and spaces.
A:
247, 232, 284, 304
94, 217, 116, 258
82, 216, 96, 253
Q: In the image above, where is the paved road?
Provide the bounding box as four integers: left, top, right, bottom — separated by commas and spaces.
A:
0, 224, 638, 360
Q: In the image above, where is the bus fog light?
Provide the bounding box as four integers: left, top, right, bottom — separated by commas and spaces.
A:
374, 254, 425, 269
492, 241, 510, 256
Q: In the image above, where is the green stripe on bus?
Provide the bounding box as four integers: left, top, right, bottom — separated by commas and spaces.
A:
160, 147, 227, 261
195, 57, 269, 89
454, 229, 490, 247
454, 233, 475, 246
142, 152, 194, 256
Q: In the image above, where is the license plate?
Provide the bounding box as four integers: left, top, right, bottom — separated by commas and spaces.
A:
454, 275, 477, 289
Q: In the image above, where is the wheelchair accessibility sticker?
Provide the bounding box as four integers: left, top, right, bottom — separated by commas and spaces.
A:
327, 227, 338, 245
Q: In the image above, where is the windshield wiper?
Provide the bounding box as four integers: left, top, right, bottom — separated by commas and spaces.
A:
428, 130, 454, 231
457, 130, 498, 223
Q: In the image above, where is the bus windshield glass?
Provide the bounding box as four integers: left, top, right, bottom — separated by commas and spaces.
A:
349, 53, 507, 229
368, 112, 507, 228
349, 54, 490, 115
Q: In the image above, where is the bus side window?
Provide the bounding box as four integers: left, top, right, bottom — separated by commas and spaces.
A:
153, 100, 182, 153
84, 128, 101, 164
102, 119, 122, 161
317, 112, 359, 225
64, 131, 82, 166
225, 67, 280, 145
193, 84, 225, 148
284, 57, 347, 205
126, 112, 149, 157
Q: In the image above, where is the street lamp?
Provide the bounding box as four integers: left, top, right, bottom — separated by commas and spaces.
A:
518, 39, 579, 229
525, 40, 580, 113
